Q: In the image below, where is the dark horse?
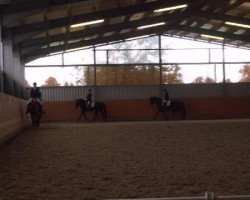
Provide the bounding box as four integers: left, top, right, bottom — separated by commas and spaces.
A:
75, 98, 107, 122
150, 96, 186, 120
27, 100, 43, 127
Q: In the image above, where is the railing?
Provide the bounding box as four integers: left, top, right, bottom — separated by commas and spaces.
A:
25, 83, 250, 101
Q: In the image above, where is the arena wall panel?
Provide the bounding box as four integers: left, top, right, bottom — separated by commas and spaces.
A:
34, 83, 250, 102
42, 97, 250, 122
0, 93, 29, 145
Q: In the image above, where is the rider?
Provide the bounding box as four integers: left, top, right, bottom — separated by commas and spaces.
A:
85, 88, 92, 109
162, 88, 171, 108
26, 82, 44, 114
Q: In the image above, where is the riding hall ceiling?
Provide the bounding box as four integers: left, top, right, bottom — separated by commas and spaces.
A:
1, 0, 250, 62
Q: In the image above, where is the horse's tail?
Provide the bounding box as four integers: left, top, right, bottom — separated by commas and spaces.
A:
103, 104, 107, 119
181, 102, 186, 119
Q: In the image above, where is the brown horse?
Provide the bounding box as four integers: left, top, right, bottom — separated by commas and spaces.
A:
27, 100, 43, 127
150, 96, 186, 120
75, 98, 107, 122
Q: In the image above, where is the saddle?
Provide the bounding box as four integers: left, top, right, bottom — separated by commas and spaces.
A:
162, 99, 171, 107
85, 100, 95, 109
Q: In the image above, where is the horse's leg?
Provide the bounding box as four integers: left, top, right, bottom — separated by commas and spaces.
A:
31, 116, 35, 127
77, 111, 83, 122
34, 116, 38, 127
100, 109, 105, 121
37, 116, 41, 127
153, 110, 160, 120
162, 110, 168, 120
172, 109, 176, 118
93, 110, 98, 122
83, 112, 91, 122
181, 103, 186, 119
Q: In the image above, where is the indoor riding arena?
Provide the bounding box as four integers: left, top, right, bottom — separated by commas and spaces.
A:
0, 1, 250, 200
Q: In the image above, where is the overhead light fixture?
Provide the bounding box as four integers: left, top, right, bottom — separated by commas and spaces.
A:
49, 51, 64, 56
201, 34, 224, 40
71, 19, 104, 28
126, 35, 150, 41
65, 46, 92, 52
108, 40, 123, 44
225, 21, 250, 29
154, 4, 188, 13
137, 22, 165, 30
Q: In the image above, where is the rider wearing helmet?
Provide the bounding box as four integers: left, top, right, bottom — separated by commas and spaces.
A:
162, 88, 171, 108
26, 82, 44, 114
85, 88, 92, 109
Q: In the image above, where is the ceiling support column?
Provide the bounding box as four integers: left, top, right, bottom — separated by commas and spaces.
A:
158, 34, 163, 96
2, 29, 14, 96
0, 8, 4, 93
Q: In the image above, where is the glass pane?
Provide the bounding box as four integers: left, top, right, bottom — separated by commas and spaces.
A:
26, 54, 63, 66
96, 65, 160, 85
74, 66, 95, 86
25, 67, 66, 86
161, 35, 222, 49
96, 35, 159, 50
225, 48, 250, 62
162, 49, 209, 63
96, 51, 107, 64
63, 49, 94, 65
25, 66, 94, 87
225, 64, 250, 83
162, 64, 223, 84
106, 50, 159, 64
210, 49, 223, 62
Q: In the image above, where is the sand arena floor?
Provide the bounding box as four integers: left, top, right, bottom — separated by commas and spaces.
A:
0, 120, 250, 200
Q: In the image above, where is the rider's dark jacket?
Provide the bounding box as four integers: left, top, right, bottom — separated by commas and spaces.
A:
164, 91, 169, 101
86, 92, 92, 102
30, 87, 41, 98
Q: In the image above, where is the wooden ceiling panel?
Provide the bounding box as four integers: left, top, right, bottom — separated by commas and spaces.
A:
46, 9, 69, 20
22, 12, 44, 24
2, 0, 249, 60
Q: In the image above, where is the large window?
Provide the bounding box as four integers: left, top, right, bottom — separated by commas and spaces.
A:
179, 64, 223, 84
96, 65, 160, 85
63, 49, 94, 65
25, 36, 250, 87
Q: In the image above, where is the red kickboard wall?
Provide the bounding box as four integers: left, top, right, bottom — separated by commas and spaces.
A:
42, 97, 250, 122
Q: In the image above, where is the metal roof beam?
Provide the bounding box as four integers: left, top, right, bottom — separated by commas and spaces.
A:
21, 24, 250, 58
196, 10, 250, 25
8, 0, 207, 35
21, 24, 173, 57
19, 11, 193, 47
1, 0, 89, 15
17, 10, 250, 47
174, 25, 250, 42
